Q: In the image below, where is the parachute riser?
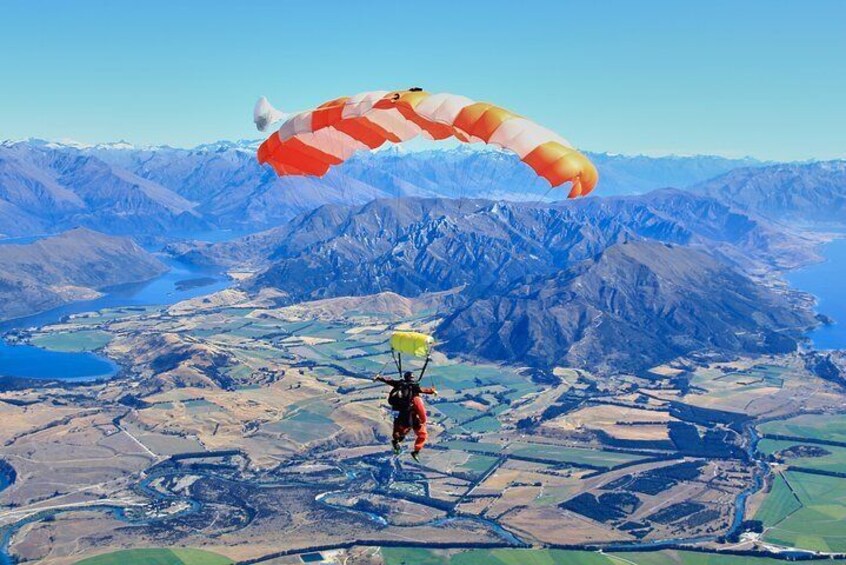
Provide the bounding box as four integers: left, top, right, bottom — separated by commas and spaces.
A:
392, 351, 403, 378
391, 349, 432, 384
418, 355, 431, 382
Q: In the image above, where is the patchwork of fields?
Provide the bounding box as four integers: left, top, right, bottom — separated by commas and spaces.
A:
4, 289, 846, 564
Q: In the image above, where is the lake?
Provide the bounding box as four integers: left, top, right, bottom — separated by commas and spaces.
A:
787, 237, 846, 350
0, 256, 232, 382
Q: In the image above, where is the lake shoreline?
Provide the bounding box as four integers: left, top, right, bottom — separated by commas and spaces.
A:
785, 234, 846, 351
0, 270, 169, 328
0, 256, 234, 383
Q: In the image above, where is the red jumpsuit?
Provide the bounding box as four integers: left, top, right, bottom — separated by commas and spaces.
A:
377, 377, 435, 452
393, 394, 432, 452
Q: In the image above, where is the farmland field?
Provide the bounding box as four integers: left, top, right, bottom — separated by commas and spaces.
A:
382, 548, 615, 565
381, 548, 841, 565
458, 453, 499, 476
759, 413, 846, 443
508, 442, 645, 468
461, 415, 502, 433
74, 547, 232, 565
439, 440, 643, 469
617, 549, 846, 564
30, 330, 112, 352
264, 407, 340, 444
754, 472, 801, 527
762, 470, 846, 552
758, 438, 846, 472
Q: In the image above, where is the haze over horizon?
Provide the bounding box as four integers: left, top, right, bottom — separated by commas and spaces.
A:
2, 0, 844, 161
0, 136, 788, 162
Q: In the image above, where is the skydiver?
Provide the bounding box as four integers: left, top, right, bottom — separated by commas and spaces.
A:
374, 371, 437, 462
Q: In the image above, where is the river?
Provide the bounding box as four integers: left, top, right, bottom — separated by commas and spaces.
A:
787, 237, 846, 350
0, 463, 12, 495
0, 255, 233, 382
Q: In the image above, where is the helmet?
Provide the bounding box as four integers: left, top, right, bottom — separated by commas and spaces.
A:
403, 371, 414, 382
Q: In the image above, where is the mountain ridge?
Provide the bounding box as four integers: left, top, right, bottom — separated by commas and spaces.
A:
438, 239, 813, 372
173, 195, 817, 372
0, 140, 774, 238
695, 160, 846, 226
0, 228, 167, 321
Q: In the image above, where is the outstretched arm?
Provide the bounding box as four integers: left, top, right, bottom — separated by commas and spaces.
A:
374, 376, 401, 386
420, 386, 438, 395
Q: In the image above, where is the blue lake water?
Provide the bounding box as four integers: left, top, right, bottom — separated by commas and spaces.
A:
787, 237, 846, 350
0, 256, 232, 382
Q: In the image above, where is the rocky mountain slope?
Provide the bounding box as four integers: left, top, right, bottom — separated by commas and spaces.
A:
438, 240, 813, 372
0, 229, 166, 320
178, 195, 815, 372
695, 161, 846, 226
0, 142, 206, 237
184, 191, 812, 296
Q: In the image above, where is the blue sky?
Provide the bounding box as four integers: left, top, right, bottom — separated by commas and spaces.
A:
2, 0, 844, 160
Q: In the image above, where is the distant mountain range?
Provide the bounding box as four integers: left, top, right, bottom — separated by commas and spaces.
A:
0, 229, 165, 321
695, 161, 846, 226
179, 194, 816, 372
0, 139, 768, 238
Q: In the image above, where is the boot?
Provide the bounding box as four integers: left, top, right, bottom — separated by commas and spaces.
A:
411, 450, 421, 463
392, 439, 401, 455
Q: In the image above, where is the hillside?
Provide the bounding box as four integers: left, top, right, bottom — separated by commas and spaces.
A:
0, 229, 166, 320
695, 161, 846, 226
0, 141, 205, 237
183, 191, 812, 298
174, 195, 815, 372
438, 240, 814, 372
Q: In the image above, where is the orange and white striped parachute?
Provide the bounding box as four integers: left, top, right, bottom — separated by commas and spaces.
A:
254, 89, 598, 198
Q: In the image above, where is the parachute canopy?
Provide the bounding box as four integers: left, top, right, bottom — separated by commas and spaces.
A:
255, 89, 598, 198
390, 331, 434, 358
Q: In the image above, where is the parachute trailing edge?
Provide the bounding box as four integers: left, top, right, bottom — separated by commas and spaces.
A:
255, 89, 598, 198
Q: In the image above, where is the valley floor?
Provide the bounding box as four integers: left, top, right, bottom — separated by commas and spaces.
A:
1, 288, 846, 564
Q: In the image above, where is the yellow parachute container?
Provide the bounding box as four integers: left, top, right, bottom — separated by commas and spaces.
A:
390, 331, 434, 358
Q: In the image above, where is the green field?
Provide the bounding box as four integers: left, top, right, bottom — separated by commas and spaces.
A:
439, 440, 643, 468
461, 415, 502, 433
228, 325, 280, 339
759, 413, 846, 443
433, 364, 536, 396
758, 438, 846, 472
762, 470, 846, 552
434, 401, 480, 423
441, 440, 509, 454
754, 472, 801, 527
381, 548, 841, 565
509, 442, 644, 468
68, 308, 153, 326
31, 330, 112, 352
264, 406, 340, 444
75, 548, 232, 565
616, 549, 846, 564
457, 453, 499, 476
382, 548, 613, 565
